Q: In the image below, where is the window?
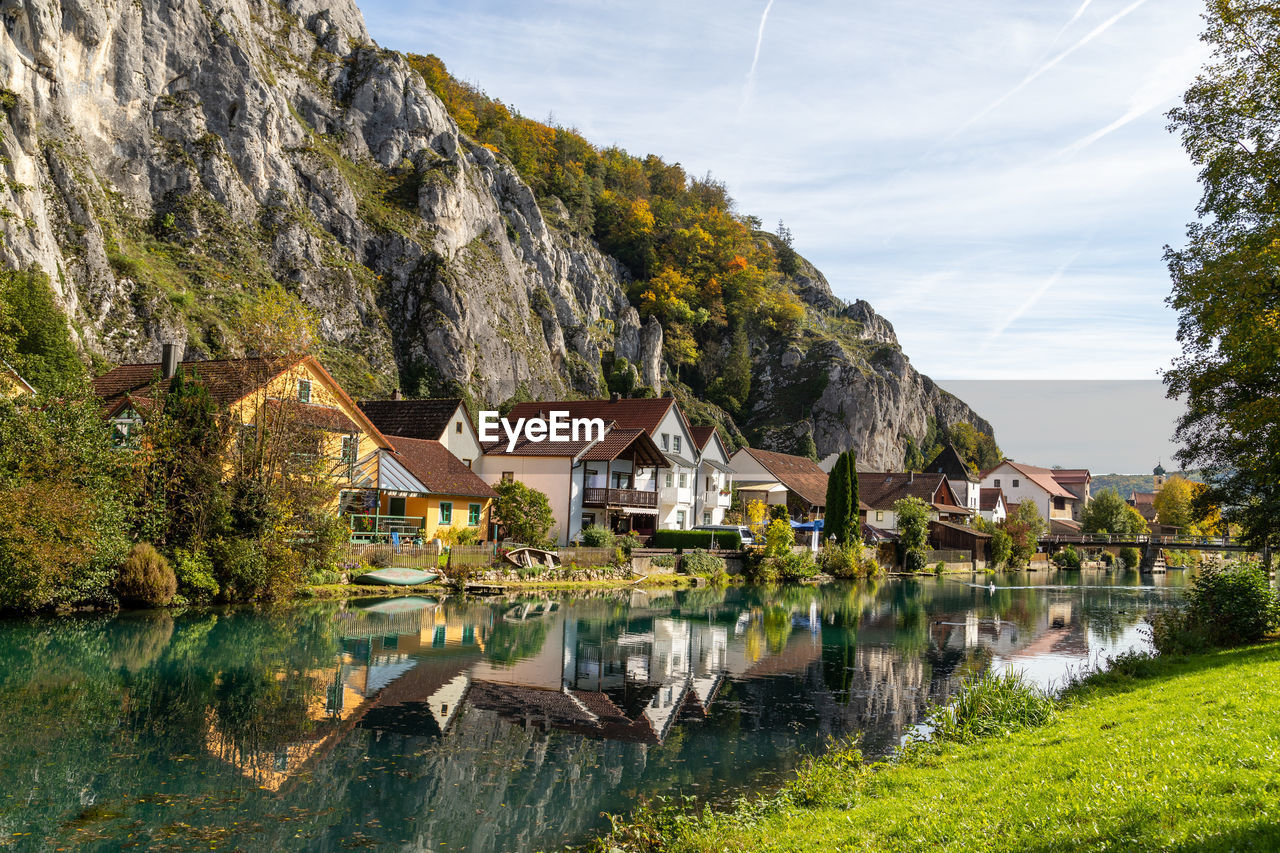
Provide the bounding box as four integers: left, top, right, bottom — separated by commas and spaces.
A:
502, 471, 514, 483
876, 510, 884, 522
438, 502, 453, 524
462, 458, 472, 469
662, 433, 670, 451
1012, 479, 1020, 488
676, 510, 686, 528
582, 513, 595, 528
703, 512, 712, 525
341, 435, 357, 465
468, 503, 481, 525
1053, 496, 1066, 511
673, 435, 682, 454
678, 472, 687, 488
994, 478, 1001, 487
388, 496, 406, 517
455, 421, 463, 434
111, 419, 139, 450
297, 378, 311, 403
665, 472, 673, 488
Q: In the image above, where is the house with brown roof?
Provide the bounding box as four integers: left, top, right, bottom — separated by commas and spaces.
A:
857, 472, 969, 530
925, 443, 980, 513
1050, 468, 1092, 521
979, 487, 1008, 524
979, 460, 1077, 523
505, 396, 702, 532
690, 425, 734, 526
728, 447, 828, 519
358, 397, 483, 470
0, 360, 35, 398
474, 421, 667, 545
91, 346, 394, 519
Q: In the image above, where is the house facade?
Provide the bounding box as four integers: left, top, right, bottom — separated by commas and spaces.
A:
728, 447, 828, 519
978, 487, 1008, 524
857, 472, 970, 530
92, 349, 393, 513
475, 426, 667, 545
690, 426, 733, 526
359, 397, 484, 469
505, 397, 699, 531
925, 443, 981, 513
1050, 468, 1092, 521
979, 460, 1077, 523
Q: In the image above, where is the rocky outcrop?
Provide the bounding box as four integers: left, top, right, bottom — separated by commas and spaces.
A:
0, 0, 990, 463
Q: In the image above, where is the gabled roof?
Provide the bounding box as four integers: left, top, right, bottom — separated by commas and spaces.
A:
986, 460, 1075, 500
734, 447, 829, 507
926, 442, 978, 483
358, 398, 466, 441
979, 487, 1007, 512
1051, 468, 1091, 484
387, 436, 497, 498
858, 472, 966, 513
579, 428, 666, 467
1050, 518, 1083, 535
505, 397, 692, 440
689, 425, 716, 450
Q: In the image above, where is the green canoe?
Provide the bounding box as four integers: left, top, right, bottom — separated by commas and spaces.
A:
352, 568, 440, 586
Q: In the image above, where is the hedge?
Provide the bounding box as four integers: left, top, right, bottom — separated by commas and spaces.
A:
650, 529, 742, 551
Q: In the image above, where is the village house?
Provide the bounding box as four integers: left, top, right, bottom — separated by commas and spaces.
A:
925, 443, 981, 513
504, 396, 701, 532
358, 397, 483, 470
979, 460, 1078, 529
728, 447, 829, 519
475, 423, 667, 545
978, 487, 1008, 524
689, 426, 734, 526
1050, 468, 1092, 521
0, 360, 34, 398
856, 471, 971, 530
91, 347, 394, 511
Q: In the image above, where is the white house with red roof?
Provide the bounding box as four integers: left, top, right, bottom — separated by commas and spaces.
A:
979, 460, 1078, 524
690, 426, 734, 526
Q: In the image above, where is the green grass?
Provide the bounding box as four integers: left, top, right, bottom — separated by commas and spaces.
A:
597, 643, 1280, 852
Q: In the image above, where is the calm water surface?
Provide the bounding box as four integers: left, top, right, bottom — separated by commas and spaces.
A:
0, 570, 1184, 851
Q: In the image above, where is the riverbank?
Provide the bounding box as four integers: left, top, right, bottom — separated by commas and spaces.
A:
297, 571, 696, 600
594, 641, 1280, 852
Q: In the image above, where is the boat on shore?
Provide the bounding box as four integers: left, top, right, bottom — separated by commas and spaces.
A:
352, 568, 440, 587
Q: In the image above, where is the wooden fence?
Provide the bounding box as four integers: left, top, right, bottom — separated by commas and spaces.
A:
926, 549, 972, 565
449, 544, 498, 569
558, 546, 617, 567
339, 541, 442, 571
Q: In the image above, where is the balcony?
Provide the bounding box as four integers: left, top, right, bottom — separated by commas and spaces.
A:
583, 487, 659, 509
705, 490, 732, 507
346, 513, 427, 544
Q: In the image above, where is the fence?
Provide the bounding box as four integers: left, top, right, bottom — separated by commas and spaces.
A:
339, 540, 442, 571
449, 544, 498, 569
926, 549, 972, 565
558, 546, 617, 568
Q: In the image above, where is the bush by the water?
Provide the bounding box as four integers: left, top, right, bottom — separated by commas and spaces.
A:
1051, 545, 1082, 569
115, 543, 178, 607
173, 547, 220, 601
1118, 546, 1142, 569
1147, 561, 1279, 654
773, 550, 818, 582
819, 540, 879, 578
681, 549, 728, 584
989, 528, 1013, 569
650, 528, 741, 551
651, 553, 678, 568
930, 669, 1056, 743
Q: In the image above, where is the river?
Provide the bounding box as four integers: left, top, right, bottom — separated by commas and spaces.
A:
0, 569, 1184, 852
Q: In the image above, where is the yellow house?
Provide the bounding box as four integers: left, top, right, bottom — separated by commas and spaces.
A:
91, 347, 394, 502
347, 434, 498, 543
0, 360, 35, 398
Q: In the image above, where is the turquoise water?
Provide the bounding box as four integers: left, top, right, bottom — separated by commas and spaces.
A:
0, 571, 1183, 851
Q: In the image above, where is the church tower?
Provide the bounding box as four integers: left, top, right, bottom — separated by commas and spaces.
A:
1153, 460, 1167, 492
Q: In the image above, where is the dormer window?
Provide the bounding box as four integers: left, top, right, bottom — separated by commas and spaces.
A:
297, 379, 312, 403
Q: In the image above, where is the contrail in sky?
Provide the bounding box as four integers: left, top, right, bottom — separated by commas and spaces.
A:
941, 0, 1151, 145
980, 248, 1085, 351
1056, 0, 1095, 39
740, 0, 775, 114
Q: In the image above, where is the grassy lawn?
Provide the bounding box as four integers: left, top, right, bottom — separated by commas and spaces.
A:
605, 643, 1280, 852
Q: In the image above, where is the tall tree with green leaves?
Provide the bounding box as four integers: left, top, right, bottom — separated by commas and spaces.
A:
0, 268, 83, 388
1165, 0, 1280, 561
824, 450, 860, 545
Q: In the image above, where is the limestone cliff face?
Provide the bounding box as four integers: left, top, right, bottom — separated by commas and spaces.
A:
0, 0, 658, 401
0, 0, 986, 465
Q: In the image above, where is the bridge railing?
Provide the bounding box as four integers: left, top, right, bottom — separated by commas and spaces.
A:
1038, 533, 1247, 548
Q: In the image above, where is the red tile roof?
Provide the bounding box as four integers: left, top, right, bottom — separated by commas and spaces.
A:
858, 472, 965, 513
505, 397, 688, 438
689, 425, 716, 451
979, 487, 1006, 512
989, 461, 1076, 500
737, 448, 829, 507
92, 356, 300, 408
579, 428, 666, 466
1051, 468, 1092, 484
388, 436, 497, 498
359, 398, 466, 440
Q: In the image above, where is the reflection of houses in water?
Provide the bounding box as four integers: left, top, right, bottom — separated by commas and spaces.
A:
928, 596, 1088, 667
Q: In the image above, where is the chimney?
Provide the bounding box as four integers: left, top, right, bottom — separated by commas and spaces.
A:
392, 388, 402, 401
610, 392, 621, 403
908, 471, 915, 483
161, 342, 181, 380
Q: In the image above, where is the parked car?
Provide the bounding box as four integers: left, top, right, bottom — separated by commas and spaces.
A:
692, 524, 754, 548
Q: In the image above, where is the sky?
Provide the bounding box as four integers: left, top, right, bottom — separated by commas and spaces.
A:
356, 0, 1210, 469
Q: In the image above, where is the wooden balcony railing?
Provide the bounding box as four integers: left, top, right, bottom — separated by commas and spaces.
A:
583, 487, 659, 509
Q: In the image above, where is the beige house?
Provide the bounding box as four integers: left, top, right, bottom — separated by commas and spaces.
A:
979, 460, 1077, 523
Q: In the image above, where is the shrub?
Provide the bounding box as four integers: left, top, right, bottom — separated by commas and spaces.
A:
903, 550, 927, 573
438, 525, 480, 546
989, 528, 1012, 569
650, 529, 741, 551
493, 479, 555, 546
681, 549, 727, 584
762, 518, 795, 558
208, 537, 300, 601
1051, 545, 1082, 569
115, 543, 177, 607
308, 569, 341, 585
173, 547, 220, 601
819, 540, 879, 579
1118, 546, 1142, 569
579, 525, 616, 548
651, 554, 677, 568
1100, 550, 1115, 567
365, 547, 394, 568
771, 550, 817, 582
1186, 561, 1277, 647
930, 670, 1055, 743
616, 531, 644, 556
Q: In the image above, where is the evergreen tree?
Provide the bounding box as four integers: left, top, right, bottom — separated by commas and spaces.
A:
824, 450, 860, 545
